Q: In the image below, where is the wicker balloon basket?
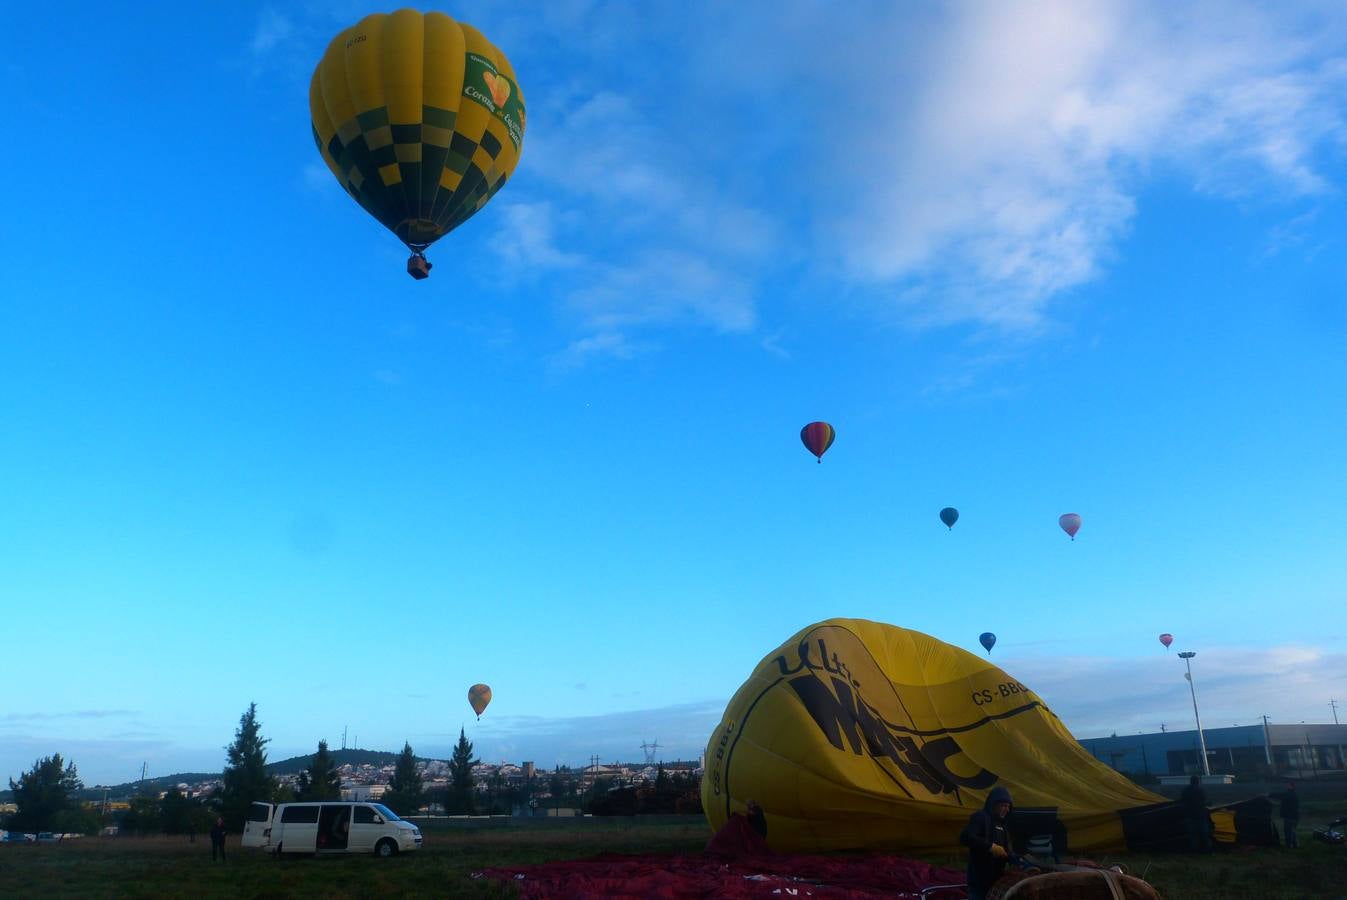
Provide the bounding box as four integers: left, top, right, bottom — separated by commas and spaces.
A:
986, 866, 1162, 900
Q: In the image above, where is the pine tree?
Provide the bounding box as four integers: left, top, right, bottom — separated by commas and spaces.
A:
296, 740, 342, 801
7, 753, 82, 832
382, 742, 425, 816
159, 787, 195, 834
447, 728, 478, 814
220, 702, 277, 830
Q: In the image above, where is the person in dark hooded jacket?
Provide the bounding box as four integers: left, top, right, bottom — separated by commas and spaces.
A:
1278, 781, 1300, 849
960, 786, 1015, 900
1180, 774, 1211, 852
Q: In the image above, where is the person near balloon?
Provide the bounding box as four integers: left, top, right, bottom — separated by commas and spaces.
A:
1277, 781, 1300, 849
959, 786, 1016, 900
704, 798, 770, 858
744, 799, 767, 840
1180, 775, 1211, 853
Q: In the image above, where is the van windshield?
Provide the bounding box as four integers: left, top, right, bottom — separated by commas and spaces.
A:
372, 804, 401, 821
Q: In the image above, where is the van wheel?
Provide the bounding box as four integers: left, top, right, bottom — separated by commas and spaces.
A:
375, 838, 398, 858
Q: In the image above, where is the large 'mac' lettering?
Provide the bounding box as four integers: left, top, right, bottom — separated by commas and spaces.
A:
789, 673, 998, 795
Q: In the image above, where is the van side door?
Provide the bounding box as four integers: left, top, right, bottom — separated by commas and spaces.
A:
277, 804, 320, 854
241, 802, 274, 848
318, 803, 351, 851
350, 804, 383, 853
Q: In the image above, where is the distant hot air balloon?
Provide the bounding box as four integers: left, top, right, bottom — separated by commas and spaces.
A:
979, 632, 997, 654
468, 683, 492, 720
939, 507, 959, 530
1159, 633, 1173, 651
1059, 513, 1082, 541
310, 10, 527, 279
800, 422, 836, 463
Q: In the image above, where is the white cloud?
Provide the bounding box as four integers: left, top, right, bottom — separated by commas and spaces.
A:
494, 202, 584, 270
566, 251, 755, 334
0, 712, 210, 787
302, 162, 332, 192
1262, 208, 1323, 257
550, 331, 645, 372
1008, 644, 1347, 738
492, 79, 775, 360
759, 329, 791, 360
420, 701, 725, 767
250, 9, 294, 57
1, 709, 139, 722
825, 0, 1347, 326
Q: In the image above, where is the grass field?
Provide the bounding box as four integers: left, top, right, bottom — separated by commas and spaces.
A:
2, 815, 1345, 899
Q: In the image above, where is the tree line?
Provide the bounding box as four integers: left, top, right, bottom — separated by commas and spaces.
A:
3, 702, 476, 835
4, 701, 701, 836
213, 703, 480, 828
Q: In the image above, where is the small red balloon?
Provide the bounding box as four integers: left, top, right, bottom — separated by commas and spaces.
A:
800, 422, 836, 463
1059, 513, 1082, 540
1159, 633, 1173, 650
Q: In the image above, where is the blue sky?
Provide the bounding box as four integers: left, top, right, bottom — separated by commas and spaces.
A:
3, 0, 1346, 787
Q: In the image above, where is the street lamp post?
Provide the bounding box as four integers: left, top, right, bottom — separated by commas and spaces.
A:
1178, 651, 1211, 777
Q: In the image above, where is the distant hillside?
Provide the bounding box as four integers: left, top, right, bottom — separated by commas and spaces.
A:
1, 749, 438, 803
265, 747, 405, 776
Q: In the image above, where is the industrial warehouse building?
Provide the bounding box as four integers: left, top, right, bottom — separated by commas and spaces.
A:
1079, 723, 1347, 779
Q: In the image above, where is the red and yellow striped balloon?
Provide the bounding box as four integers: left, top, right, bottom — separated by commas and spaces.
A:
800, 421, 836, 463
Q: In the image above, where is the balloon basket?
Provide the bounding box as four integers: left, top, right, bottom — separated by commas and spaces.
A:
407, 253, 432, 280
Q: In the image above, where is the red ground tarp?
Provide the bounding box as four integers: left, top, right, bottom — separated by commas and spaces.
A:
477, 852, 966, 899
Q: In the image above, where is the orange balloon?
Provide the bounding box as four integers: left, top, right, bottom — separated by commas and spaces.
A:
468, 683, 492, 719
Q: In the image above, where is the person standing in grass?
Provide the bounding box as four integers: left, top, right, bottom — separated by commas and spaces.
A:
1279, 782, 1300, 849
1180, 775, 1211, 853
209, 817, 227, 861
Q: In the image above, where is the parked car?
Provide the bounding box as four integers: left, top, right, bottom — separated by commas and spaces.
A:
1313, 817, 1347, 844
242, 801, 421, 857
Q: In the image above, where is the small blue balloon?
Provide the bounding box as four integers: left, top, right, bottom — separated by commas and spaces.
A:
979, 632, 997, 653
940, 507, 959, 530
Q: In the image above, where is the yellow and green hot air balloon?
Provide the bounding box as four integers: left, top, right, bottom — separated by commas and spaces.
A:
468, 683, 492, 720
310, 9, 526, 279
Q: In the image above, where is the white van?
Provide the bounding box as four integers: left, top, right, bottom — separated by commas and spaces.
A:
242, 801, 422, 857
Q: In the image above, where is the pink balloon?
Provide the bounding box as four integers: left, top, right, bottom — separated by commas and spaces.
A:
1059, 513, 1082, 540
1159, 633, 1173, 650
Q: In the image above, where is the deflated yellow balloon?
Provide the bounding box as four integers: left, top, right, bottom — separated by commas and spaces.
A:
702, 619, 1175, 856
310, 9, 526, 277
468, 683, 492, 719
